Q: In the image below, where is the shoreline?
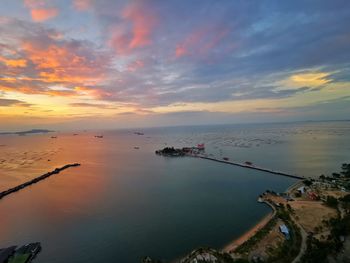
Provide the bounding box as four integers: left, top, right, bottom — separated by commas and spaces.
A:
222, 180, 301, 253
222, 206, 274, 253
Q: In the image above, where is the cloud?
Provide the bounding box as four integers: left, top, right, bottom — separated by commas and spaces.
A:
1, 1, 350, 127
0, 98, 31, 107
24, 0, 58, 22
0, 57, 27, 68
0, 18, 111, 98
126, 60, 145, 72
69, 102, 118, 109
109, 1, 157, 54
175, 27, 230, 58
282, 72, 332, 88
30, 8, 58, 22
73, 0, 93, 12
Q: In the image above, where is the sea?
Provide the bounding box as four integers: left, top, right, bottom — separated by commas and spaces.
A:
0, 121, 349, 262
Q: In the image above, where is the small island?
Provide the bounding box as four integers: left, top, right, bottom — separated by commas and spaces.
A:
155, 144, 205, 156
0, 129, 54, 136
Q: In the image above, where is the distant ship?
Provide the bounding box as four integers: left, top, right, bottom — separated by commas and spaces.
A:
134, 132, 144, 135
51, 136, 57, 139
94, 135, 103, 138
223, 157, 229, 161
134, 146, 140, 149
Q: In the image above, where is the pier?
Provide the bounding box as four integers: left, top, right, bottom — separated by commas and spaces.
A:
0, 163, 81, 200
195, 156, 305, 180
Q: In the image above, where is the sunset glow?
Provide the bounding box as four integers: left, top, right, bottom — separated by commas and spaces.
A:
0, 1, 349, 130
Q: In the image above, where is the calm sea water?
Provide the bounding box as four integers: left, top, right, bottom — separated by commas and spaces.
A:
0, 121, 349, 262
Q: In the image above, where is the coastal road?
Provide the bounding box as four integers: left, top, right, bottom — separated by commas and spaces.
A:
286, 182, 308, 263
291, 215, 308, 263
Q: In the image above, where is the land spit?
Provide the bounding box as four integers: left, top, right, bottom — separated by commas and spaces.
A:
0, 163, 81, 200
155, 146, 304, 180
195, 156, 305, 180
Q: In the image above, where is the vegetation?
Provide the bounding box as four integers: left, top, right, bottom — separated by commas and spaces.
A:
235, 216, 278, 254
340, 194, 350, 211
171, 164, 350, 263
301, 214, 350, 262
324, 195, 338, 208
303, 179, 313, 186
155, 147, 185, 156
180, 247, 246, 263
301, 236, 333, 263
341, 163, 350, 178
301, 163, 350, 262
266, 207, 302, 263
8, 254, 30, 263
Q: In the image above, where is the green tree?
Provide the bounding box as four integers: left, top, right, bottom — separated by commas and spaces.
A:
341, 163, 350, 177
325, 196, 338, 208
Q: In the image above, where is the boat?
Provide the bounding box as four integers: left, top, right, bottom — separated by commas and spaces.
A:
134, 146, 140, 149
94, 135, 103, 138
223, 157, 229, 161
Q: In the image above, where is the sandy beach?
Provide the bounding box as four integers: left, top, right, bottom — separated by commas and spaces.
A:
222, 210, 274, 253
222, 180, 302, 253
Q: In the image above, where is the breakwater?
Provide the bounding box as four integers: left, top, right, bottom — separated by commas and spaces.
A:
195, 156, 304, 180
0, 163, 81, 200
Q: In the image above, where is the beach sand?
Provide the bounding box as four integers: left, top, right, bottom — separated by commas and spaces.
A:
222, 211, 274, 253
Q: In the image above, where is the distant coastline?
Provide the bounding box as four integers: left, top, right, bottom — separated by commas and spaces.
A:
0, 129, 54, 136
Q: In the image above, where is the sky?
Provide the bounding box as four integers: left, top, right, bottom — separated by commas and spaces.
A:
0, 0, 349, 130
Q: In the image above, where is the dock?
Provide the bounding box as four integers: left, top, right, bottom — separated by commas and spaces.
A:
194, 156, 305, 180
0, 163, 81, 200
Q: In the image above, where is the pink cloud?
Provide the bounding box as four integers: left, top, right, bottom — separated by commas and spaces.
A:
127, 60, 145, 72
175, 27, 229, 58
175, 46, 188, 58
73, 0, 93, 12
109, 2, 157, 54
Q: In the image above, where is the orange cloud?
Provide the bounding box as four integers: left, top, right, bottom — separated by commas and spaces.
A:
24, 0, 58, 22
0, 84, 42, 95
0, 57, 27, 68
110, 2, 157, 54
30, 8, 58, 22
0, 82, 77, 98
0, 36, 110, 100
21, 41, 106, 85
74, 86, 112, 99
